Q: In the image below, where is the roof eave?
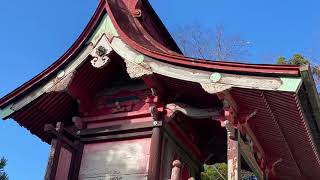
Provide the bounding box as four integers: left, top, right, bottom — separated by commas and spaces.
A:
300, 65, 320, 130
0, 0, 106, 108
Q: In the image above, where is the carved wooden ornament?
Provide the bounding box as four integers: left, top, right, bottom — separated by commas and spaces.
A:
124, 59, 153, 79
90, 35, 113, 69
200, 83, 232, 94
165, 103, 221, 120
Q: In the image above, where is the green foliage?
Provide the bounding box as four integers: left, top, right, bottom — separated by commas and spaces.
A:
276, 54, 309, 66
290, 54, 309, 66
201, 163, 227, 180
276, 54, 320, 83
276, 56, 287, 65
0, 157, 8, 180
201, 163, 257, 180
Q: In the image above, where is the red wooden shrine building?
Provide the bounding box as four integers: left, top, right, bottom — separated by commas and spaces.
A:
1, 0, 320, 179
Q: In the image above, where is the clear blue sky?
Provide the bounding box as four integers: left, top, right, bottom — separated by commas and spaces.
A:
0, 0, 319, 179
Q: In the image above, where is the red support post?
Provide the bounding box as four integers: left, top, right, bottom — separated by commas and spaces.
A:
227, 130, 240, 180
148, 124, 162, 180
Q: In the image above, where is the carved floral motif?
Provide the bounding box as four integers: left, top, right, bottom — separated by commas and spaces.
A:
124, 60, 152, 79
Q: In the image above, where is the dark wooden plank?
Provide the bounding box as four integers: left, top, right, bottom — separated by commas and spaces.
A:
239, 135, 263, 179
69, 141, 84, 180
80, 130, 153, 142
44, 122, 64, 180
81, 110, 151, 122
55, 146, 72, 180
44, 139, 61, 180
79, 121, 162, 136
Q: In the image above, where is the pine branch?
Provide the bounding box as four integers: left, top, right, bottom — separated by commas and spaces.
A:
0, 157, 8, 180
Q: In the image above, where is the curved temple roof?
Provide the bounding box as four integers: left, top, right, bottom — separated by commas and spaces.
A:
0, 0, 303, 108
1, 0, 320, 178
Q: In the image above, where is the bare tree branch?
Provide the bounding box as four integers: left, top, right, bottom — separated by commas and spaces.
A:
172, 24, 250, 61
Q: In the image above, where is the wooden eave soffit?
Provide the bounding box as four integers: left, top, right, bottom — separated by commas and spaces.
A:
0, 14, 303, 119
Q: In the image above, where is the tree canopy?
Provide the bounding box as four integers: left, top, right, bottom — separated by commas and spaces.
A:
276, 54, 320, 83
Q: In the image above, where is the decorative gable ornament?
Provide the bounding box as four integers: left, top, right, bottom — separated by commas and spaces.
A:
90, 35, 113, 69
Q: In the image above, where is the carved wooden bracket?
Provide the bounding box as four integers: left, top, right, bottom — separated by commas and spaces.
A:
148, 88, 163, 123
149, 105, 159, 122
124, 59, 152, 79
90, 35, 112, 69
200, 83, 232, 94
131, 9, 142, 18
165, 102, 222, 120
109, 37, 153, 79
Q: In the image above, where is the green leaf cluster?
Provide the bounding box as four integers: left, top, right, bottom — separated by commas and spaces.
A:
276, 54, 309, 66
201, 163, 227, 180
276, 54, 320, 83
201, 163, 257, 180
0, 157, 8, 180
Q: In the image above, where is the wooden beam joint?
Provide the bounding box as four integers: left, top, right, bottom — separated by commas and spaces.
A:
44, 123, 79, 150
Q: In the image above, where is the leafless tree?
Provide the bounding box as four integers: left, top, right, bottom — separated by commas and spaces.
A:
173, 25, 250, 61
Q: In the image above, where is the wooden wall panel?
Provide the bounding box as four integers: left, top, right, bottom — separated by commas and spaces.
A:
55, 146, 72, 180
79, 138, 151, 180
